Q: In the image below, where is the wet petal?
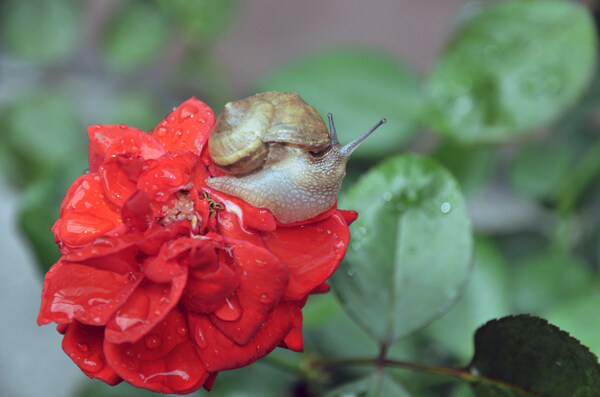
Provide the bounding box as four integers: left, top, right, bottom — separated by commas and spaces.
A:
150, 97, 215, 155
62, 321, 122, 385
189, 303, 296, 371
261, 211, 351, 300
280, 304, 304, 352
53, 174, 123, 248
99, 159, 140, 207
38, 261, 141, 326
105, 270, 187, 343
104, 129, 166, 161
209, 190, 277, 232
87, 124, 150, 172
121, 190, 154, 232
137, 151, 197, 202
210, 239, 289, 345
104, 306, 210, 394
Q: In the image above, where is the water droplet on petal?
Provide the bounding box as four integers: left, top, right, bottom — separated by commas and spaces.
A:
76, 343, 89, 352
144, 334, 162, 350
176, 326, 188, 337
259, 293, 271, 304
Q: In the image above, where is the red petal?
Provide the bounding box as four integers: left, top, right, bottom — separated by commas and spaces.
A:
280, 304, 303, 352
38, 261, 141, 326
137, 151, 197, 202
63, 233, 142, 275
338, 209, 358, 225
53, 174, 123, 247
209, 190, 277, 232
209, 239, 289, 345
62, 321, 122, 385
216, 211, 265, 248
105, 270, 187, 343
98, 160, 139, 207
87, 124, 149, 172
261, 211, 350, 300
189, 303, 295, 371
104, 306, 210, 394
181, 241, 239, 313
150, 98, 215, 155
104, 129, 166, 161
138, 221, 192, 256
121, 190, 154, 232
143, 237, 202, 284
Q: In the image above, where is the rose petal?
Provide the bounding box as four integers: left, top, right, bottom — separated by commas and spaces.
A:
63, 233, 142, 275
338, 209, 358, 225
105, 270, 187, 343
280, 304, 304, 352
87, 124, 151, 172
261, 211, 350, 300
137, 151, 197, 202
150, 98, 215, 155
138, 221, 192, 256
209, 239, 289, 345
209, 190, 277, 232
104, 129, 166, 161
62, 321, 122, 385
216, 211, 266, 248
121, 190, 154, 232
99, 159, 139, 207
52, 174, 123, 247
38, 261, 141, 326
104, 306, 210, 394
189, 303, 295, 371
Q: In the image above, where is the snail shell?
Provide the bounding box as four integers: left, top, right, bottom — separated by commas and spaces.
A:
208, 92, 330, 175
207, 91, 385, 224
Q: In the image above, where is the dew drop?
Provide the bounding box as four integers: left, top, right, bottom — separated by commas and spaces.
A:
76, 343, 89, 353
144, 334, 162, 350
259, 293, 271, 304
176, 326, 188, 337
382, 191, 392, 202
440, 201, 451, 214
196, 328, 208, 349
347, 268, 355, 277
453, 96, 472, 115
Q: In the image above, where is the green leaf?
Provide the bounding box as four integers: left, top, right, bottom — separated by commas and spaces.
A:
424, 237, 511, 361
432, 141, 496, 195
104, 92, 161, 132
154, 0, 238, 40
102, 1, 169, 71
468, 315, 600, 397
425, 0, 597, 143
256, 48, 422, 158
509, 143, 572, 200
1, 0, 80, 63
512, 251, 595, 315
332, 154, 473, 344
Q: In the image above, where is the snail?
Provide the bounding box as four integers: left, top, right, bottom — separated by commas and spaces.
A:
207, 91, 386, 224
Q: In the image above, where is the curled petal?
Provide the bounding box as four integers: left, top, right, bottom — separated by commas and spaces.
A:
209, 190, 277, 232
150, 97, 215, 155
338, 209, 358, 225
121, 190, 154, 232
99, 159, 139, 207
105, 270, 187, 344
62, 321, 122, 385
189, 303, 296, 372
104, 306, 210, 394
261, 211, 351, 300
280, 304, 304, 352
38, 261, 141, 326
210, 239, 289, 345
64, 233, 141, 275
53, 174, 123, 248
137, 151, 197, 202
104, 130, 166, 162
87, 124, 150, 172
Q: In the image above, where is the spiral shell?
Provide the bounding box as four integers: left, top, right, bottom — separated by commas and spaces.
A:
208, 92, 330, 175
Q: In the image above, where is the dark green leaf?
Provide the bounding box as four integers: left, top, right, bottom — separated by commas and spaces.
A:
332, 154, 472, 343
103, 1, 169, 71
469, 315, 600, 397
104, 92, 161, 132
1, 0, 80, 63
426, 0, 597, 143
256, 48, 422, 158
154, 0, 238, 40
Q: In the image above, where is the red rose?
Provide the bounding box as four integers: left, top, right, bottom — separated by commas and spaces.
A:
38, 98, 357, 394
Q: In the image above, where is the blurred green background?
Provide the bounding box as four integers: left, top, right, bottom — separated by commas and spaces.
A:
0, 0, 599, 396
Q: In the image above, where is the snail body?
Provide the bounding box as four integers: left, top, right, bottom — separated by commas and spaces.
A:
207, 92, 385, 224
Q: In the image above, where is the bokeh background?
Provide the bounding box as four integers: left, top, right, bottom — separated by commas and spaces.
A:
1, 0, 599, 396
